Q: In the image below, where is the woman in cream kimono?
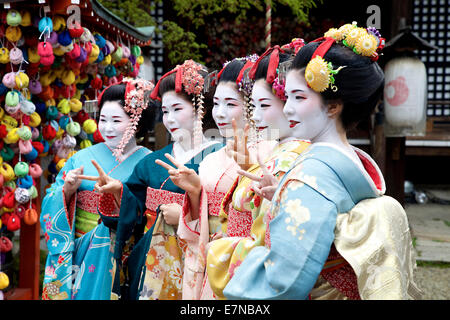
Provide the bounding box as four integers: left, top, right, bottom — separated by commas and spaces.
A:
41, 79, 155, 300
215, 25, 422, 300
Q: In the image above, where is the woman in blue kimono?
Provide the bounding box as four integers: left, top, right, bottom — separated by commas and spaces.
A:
40, 79, 155, 300
88, 60, 223, 300
215, 24, 421, 299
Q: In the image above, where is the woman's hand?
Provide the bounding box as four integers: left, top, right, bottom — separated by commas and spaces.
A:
226, 118, 253, 171
77, 160, 122, 201
63, 166, 84, 202
160, 203, 182, 226
155, 153, 202, 197
237, 155, 279, 201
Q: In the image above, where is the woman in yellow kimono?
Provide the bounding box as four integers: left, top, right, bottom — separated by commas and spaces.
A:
207, 42, 311, 299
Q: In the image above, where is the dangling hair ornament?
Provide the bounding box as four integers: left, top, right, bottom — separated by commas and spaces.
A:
110, 78, 154, 160
150, 60, 209, 149
216, 54, 260, 145
305, 22, 384, 93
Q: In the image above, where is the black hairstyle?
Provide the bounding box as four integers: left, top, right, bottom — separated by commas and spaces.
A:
292, 41, 385, 131
97, 83, 157, 139
219, 59, 247, 84
252, 52, 293, 82
157, 62, 216, 131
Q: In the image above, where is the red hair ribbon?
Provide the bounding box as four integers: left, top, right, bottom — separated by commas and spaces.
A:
216, 67, 225, 83
97, 80, 123, 106
311, 37, 336, 59
236, 60, 255, 85
150, 68, 179, 101
248, 45, 283, 85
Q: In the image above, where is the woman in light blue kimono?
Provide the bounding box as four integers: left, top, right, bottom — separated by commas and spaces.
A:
40, 79, 156, 300
214, 25, 421, 299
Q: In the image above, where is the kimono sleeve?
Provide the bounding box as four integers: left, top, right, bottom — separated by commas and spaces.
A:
40, 155, 78, 256
40, 156, 78, 300
100, 156, 150, 259
222, 178, 338, 300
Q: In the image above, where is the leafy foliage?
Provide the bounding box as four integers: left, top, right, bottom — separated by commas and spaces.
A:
162, 21, 207, 64
98, 0, 320, 66
98, 0, 154, 28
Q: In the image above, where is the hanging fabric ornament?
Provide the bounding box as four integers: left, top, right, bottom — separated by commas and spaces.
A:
14, 162, 29, 177
66, 121, 81, 136
82, 119, 97, 134
0, 48, 10, 63
6, 10, 22, 27
24, 207, 38, 225
2, 72, 17, 89
9, 47, 23, 65
5, 26, 22, 42
29, 163, 43, 179
20, 11, 31, 27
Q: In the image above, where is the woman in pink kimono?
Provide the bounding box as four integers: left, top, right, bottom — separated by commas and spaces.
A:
156, 56, 266, 299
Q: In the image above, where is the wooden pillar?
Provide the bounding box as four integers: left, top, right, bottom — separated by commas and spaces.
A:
385, 137, 406, 205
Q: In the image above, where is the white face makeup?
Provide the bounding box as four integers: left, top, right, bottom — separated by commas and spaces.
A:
283, 69, 332, 142
212, 82, 245, 137
161, 90, 196, 142
98, 100, 132, 150
250, 79, 292, 140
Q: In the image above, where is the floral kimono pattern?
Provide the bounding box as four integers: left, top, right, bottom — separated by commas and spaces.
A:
206, 139, 310, 299
98, 142, 223, 300
178, 146, 242, 300
218, 143, 421, 299
41, 143, 150, 300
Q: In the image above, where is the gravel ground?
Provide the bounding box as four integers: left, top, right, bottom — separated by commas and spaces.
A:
414, 266, 450, 300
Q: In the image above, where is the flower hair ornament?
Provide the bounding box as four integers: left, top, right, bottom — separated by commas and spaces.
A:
98, 78, 154, 160
305, 23, 385, 93
150, 60, 210, 148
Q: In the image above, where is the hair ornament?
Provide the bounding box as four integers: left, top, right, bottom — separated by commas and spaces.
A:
324, 22, 385, 61
281, 38, 305, 55
305, 23, 384, 93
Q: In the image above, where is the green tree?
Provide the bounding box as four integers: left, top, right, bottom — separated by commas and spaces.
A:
98, 0, 320, 66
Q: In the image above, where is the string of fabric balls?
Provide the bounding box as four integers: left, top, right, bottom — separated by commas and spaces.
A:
0, 8, 145, 238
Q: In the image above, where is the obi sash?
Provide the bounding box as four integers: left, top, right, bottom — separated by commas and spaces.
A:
75, 190, 101, 238
226, 205, 252, 238
144, 186, 185, 230
207, 190, 252, 237
319, 244, 361, 300
205, 191, 226, 217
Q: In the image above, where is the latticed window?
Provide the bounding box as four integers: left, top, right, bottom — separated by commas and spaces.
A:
412, 0, 450, 117
149, 1, 164, 81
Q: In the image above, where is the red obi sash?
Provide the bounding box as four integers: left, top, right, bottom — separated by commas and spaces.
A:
319, 244, 361, 300
77, 190, 101, 214
219, 178, 253, 238
226, 205, 252, 237
144, 186, 185, 230
205, 191, 226, 217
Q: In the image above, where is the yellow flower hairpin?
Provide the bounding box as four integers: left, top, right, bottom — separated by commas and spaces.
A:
305, 56, 345, 93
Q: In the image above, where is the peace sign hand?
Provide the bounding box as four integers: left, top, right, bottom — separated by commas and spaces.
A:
225, 118, 253, 171
237, 154, 279, 201
155, 153, 202, 197
77, 160, 122, 196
